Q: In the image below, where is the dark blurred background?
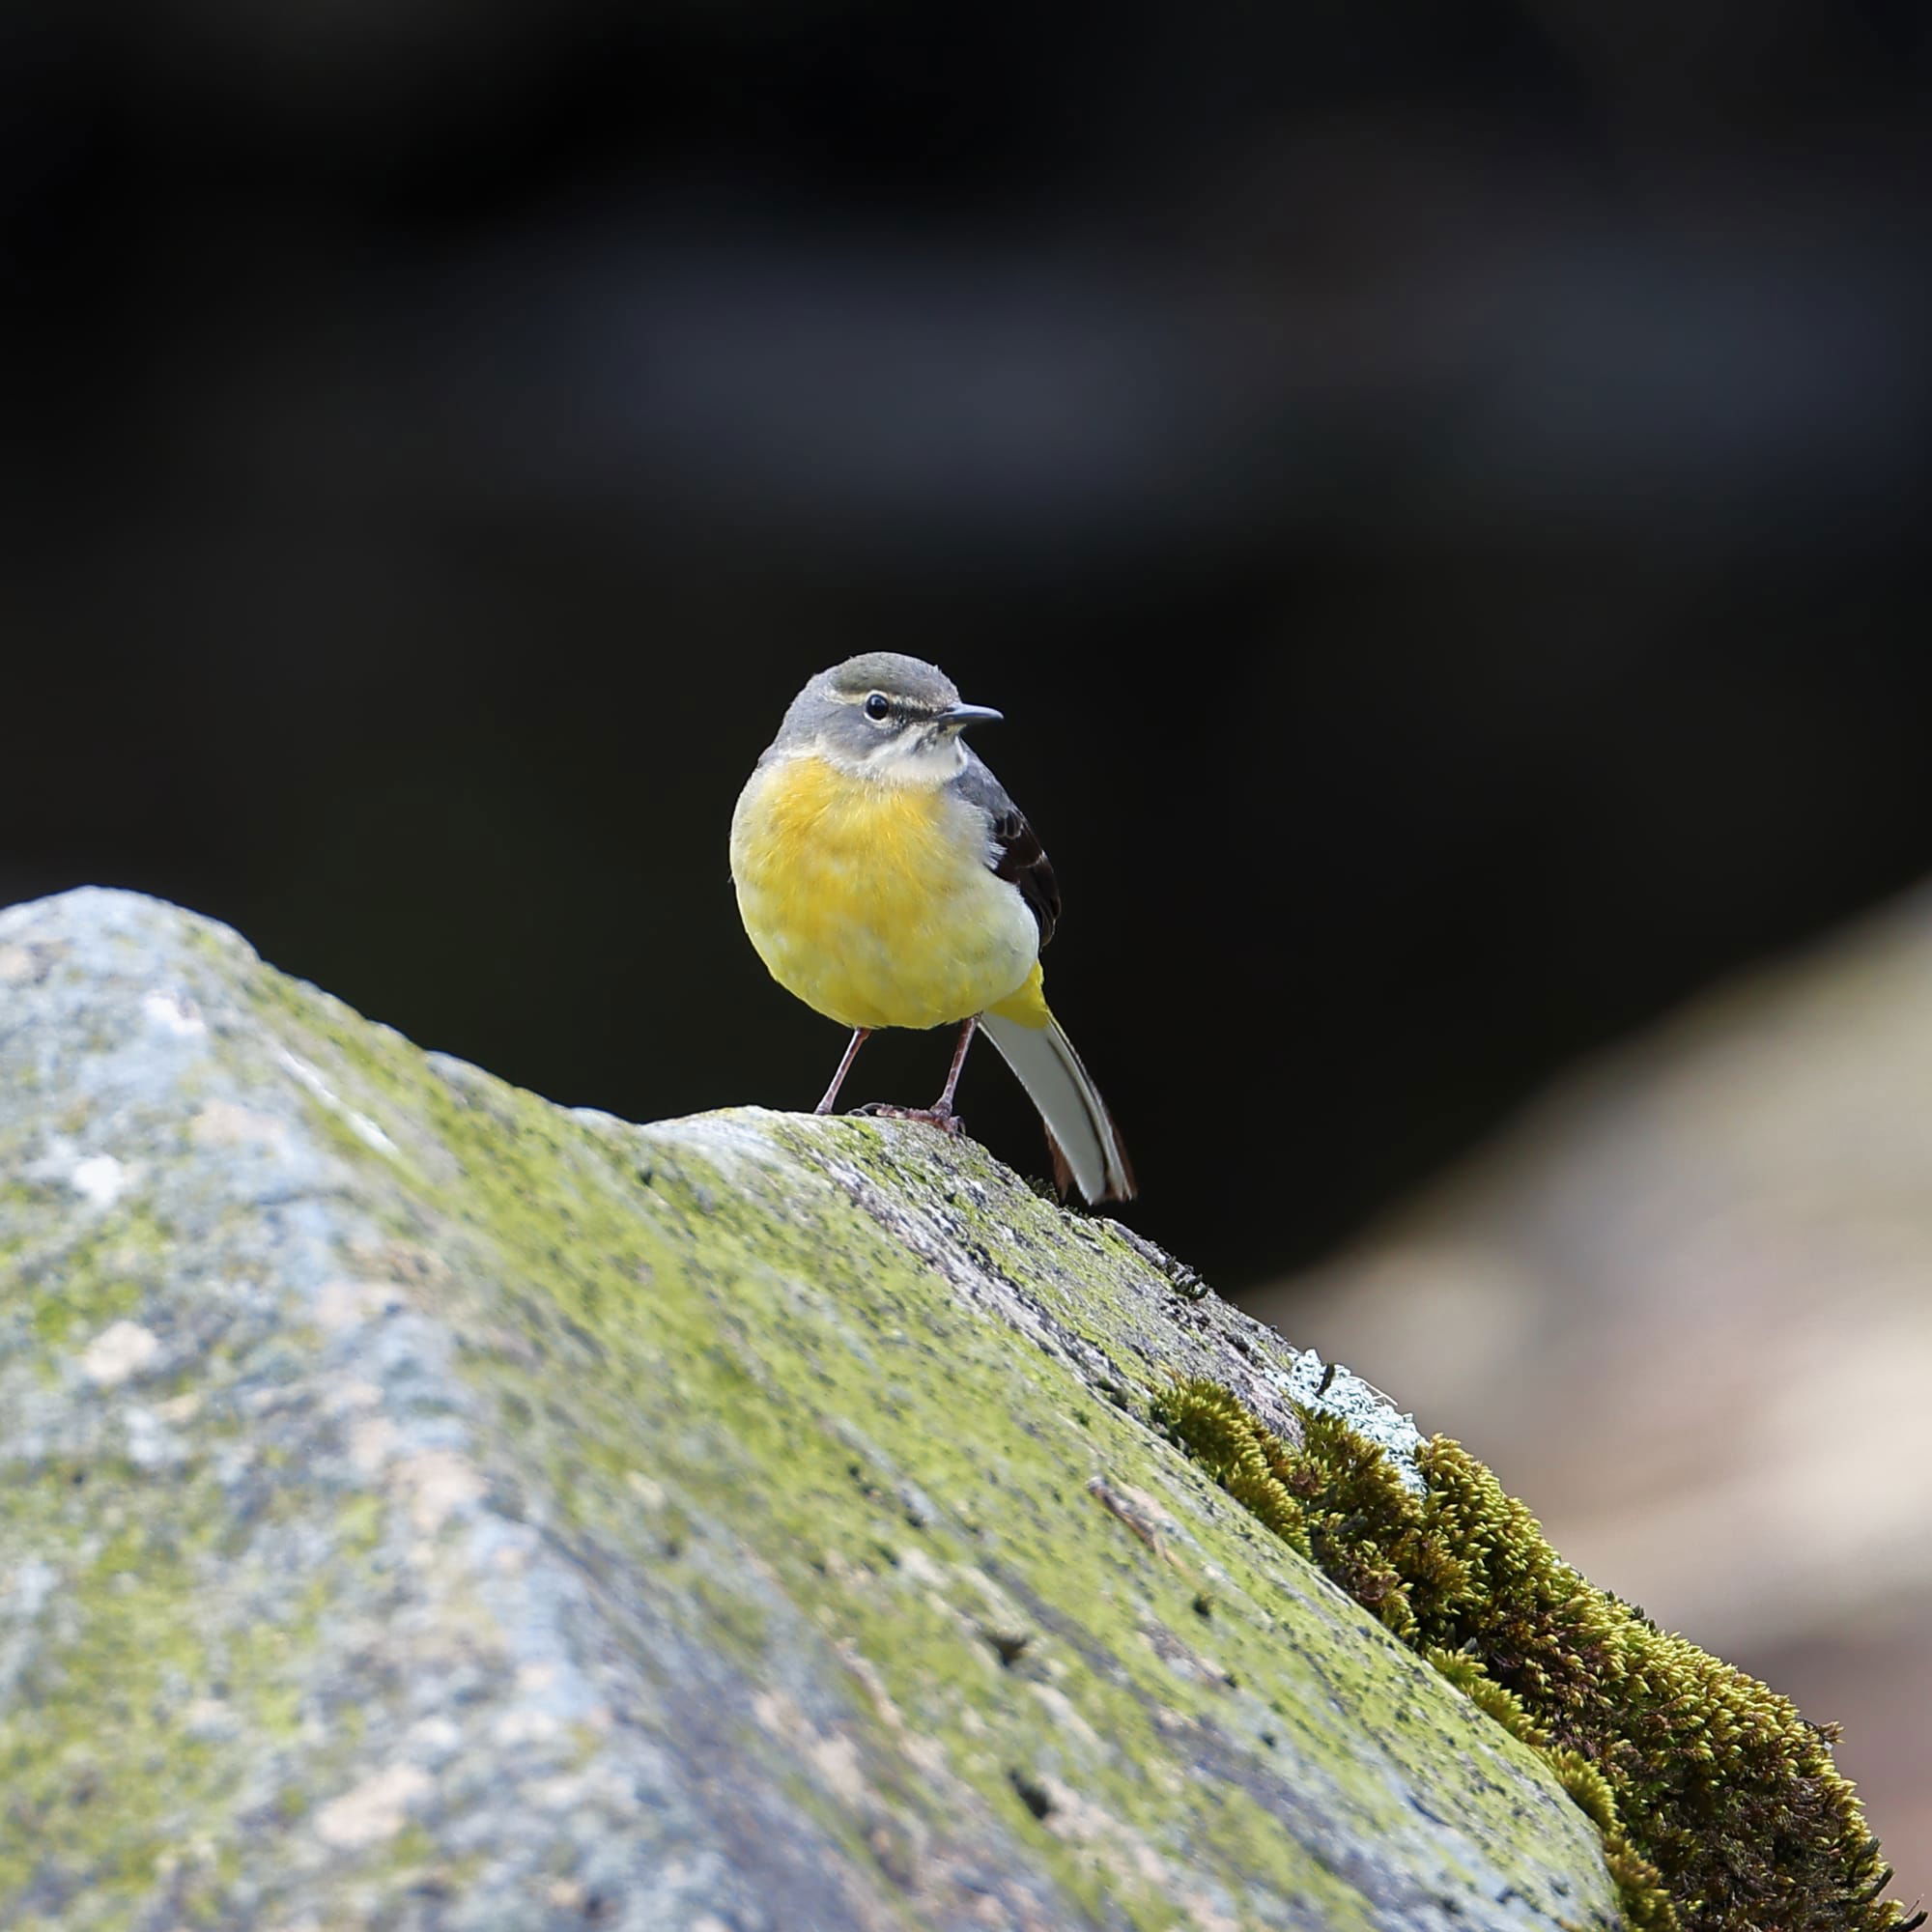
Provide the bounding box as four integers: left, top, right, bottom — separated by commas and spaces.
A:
4, 0, 1930, 1894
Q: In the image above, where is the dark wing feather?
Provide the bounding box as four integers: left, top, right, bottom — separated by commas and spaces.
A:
955, 752, 1061, 947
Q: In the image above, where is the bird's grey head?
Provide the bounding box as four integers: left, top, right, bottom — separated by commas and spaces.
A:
772, 652, 1003, 783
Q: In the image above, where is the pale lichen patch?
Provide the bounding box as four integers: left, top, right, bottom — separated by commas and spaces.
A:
77, 1319, 159, 1386
188, 1100, 289, 1149
312, 1764, 433, 1849
68, 1155, 129, 1208
141, 988, 208, 1038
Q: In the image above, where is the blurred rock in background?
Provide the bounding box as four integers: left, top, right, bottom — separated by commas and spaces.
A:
1265, 885, 1932, 1908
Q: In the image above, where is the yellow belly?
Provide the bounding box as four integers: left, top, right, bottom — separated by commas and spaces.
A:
729, 755, 1044, 1032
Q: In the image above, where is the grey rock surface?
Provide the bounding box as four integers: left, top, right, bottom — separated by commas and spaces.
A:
0, 889, 1621, 1932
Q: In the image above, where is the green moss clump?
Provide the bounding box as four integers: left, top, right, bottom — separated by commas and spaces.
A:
1153, 1378, 1922, 1932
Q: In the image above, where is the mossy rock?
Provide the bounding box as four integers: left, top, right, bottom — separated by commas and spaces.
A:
0, 890, 1908, 1932
1151, 1382, 1921, 1932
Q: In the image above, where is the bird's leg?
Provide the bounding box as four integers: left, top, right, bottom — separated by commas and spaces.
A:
851, 1016, 979, 1136
928, 1013, 980, 1123
815, 1029, 871, 1115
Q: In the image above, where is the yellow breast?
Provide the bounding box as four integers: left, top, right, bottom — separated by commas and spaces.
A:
729, 754, 1041, 1032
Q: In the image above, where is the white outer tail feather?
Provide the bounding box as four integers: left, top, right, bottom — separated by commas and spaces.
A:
980, 1011, 1135, 1205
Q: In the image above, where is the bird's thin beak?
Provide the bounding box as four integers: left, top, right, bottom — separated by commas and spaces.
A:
938, 702, 1003, 730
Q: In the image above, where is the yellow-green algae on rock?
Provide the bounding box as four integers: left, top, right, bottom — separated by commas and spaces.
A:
1153, 1378, 1925, 1932
0, 888, 1911, 1932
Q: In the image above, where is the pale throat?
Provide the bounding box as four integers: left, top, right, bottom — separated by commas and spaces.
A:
817, 729, 969, 789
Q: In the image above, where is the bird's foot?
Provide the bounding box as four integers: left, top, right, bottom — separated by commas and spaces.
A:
848, 1101, 965, 1137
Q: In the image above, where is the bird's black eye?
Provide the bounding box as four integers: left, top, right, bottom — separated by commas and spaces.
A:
864, 694, 892, 722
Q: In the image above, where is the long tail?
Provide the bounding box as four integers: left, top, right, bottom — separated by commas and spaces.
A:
980, 1009, 1136, 1205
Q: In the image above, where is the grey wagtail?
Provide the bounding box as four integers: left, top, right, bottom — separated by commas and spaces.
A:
730, 652, 1135, 1204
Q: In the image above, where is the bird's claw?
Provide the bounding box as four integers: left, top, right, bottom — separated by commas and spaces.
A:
848, 1102, 965, 1136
